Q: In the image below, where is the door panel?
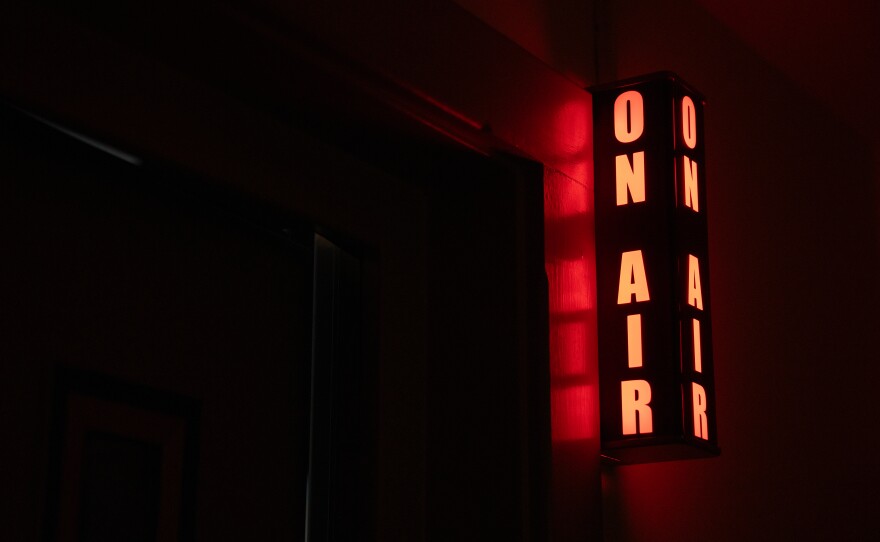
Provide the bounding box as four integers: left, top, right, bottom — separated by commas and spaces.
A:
0, 104, 313, 540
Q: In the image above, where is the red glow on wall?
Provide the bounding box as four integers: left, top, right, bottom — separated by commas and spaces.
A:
545, 168, 597, 444
529, 58, 598, 542
551, 384, 594, 441
550, 100, 592, 183
544, 101, 600, 540
553, 259, 591, 314
553, 321, 589, 376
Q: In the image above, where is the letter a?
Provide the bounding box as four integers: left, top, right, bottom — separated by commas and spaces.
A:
687, 254, 703, 310
618, 250, 650, 304
621, 380, 653, 435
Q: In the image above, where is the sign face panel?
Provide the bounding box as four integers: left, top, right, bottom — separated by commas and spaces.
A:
593, 73, 719, 464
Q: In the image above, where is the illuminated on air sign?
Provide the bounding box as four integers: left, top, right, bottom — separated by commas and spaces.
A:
593, 73, 719, 464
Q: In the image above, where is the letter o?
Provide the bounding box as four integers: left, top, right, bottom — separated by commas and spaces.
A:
614, 91, 644, 143
682, 96, 697, 149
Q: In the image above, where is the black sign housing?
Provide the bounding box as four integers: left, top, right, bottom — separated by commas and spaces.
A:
593, 73, 719, 464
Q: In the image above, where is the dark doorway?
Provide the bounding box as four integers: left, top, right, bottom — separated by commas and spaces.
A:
0, 103, 315, 540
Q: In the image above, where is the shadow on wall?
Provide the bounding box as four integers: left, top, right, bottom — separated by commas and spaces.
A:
452, 0, 598, 86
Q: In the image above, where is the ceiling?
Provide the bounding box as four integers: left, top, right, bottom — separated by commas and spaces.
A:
695, 0, 880, 147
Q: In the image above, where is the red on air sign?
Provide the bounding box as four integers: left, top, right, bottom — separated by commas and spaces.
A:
593, 73, 719, 464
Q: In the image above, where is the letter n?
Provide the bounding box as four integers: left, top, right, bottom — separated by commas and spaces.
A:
683, 156, 699, 212
616, 152, 646, 205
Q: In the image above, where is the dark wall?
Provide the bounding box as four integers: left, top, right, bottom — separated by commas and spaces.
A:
8, 0, 869, 540
598, 1, 880, 540
455, 1, 880, 538
0, 3, 553, 541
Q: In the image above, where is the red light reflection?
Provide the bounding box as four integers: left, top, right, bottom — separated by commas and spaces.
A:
545, 94, 598, 541
552, 321, 589, 376
545, 99, 596, 445
546, 254, 595, 442
549, 101, 592, 182
544, 135, 601, 541
551, 384, 593, 441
